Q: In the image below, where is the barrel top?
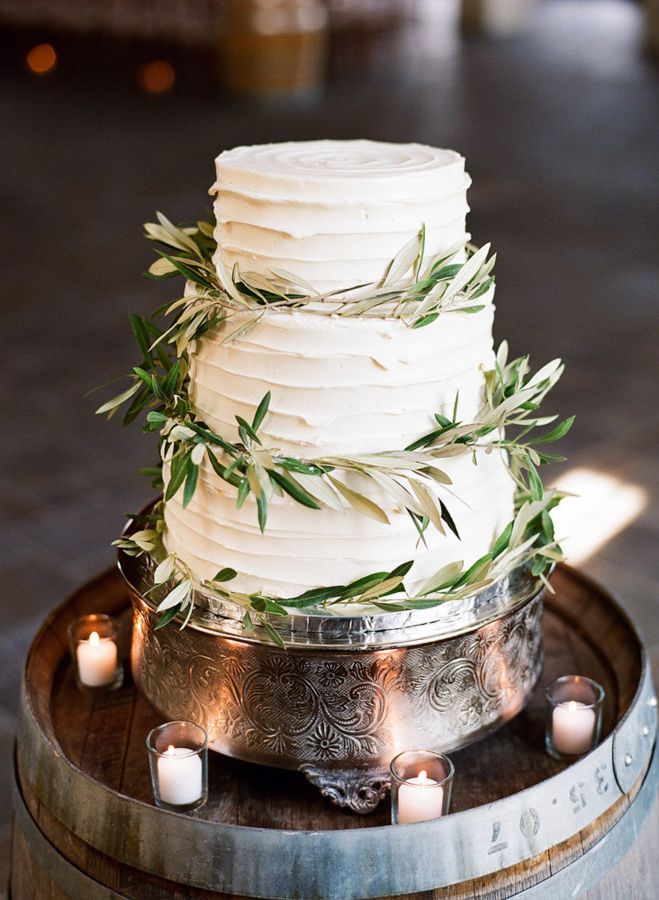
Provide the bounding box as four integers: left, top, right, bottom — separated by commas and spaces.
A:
15, 564, 658, 899
19, 564, 651, 829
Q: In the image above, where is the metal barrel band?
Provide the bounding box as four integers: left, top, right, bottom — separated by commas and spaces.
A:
15, 665, 656, 899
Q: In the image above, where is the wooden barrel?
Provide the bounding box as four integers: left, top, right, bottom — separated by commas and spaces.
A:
10, 565, 658, 900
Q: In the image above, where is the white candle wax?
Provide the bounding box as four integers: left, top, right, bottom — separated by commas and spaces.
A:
552, 700, 596, 755
397, 770, 444, 824
76, 631, 118, 687
157, 746, 203, 806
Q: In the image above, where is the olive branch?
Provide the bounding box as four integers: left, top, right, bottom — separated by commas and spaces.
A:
100, 209, 574, 639
97, 326, 572, 543
142, 211, 495, 354
115, 489, 563, 646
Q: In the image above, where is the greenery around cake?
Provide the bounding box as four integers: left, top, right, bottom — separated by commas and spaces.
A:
98, 213, 573, 642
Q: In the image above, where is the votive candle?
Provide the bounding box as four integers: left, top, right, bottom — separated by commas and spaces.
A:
397, 769, 444, 823
68, 614, 123, 692
157, 745, 203, 806
76, 630, 118, 687
390, 750, 454, 825
552, 701, 596, 755
545, 675, 604, 759
147, 721, 208, 811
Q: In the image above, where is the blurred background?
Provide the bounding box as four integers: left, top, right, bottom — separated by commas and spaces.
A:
1, 0, 658, 888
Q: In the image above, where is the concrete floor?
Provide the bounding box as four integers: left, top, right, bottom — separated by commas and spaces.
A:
1, 0, 658, 892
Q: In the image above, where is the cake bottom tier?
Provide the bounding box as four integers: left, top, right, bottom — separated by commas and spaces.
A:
162, 445, 515, 599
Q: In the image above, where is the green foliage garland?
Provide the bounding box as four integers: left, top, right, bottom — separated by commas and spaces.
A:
100, 212, 573, 638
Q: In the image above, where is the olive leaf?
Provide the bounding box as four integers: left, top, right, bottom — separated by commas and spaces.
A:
157, 578, 193, 612
327, 476, 389, 524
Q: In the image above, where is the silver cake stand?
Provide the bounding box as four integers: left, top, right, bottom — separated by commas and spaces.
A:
120, 530, 547, 813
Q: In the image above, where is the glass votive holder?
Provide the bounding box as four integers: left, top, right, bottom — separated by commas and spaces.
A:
545, 675, 605, 760
146, 721, 208, 812
67, 614, 123, 692
390, 749, 454, 824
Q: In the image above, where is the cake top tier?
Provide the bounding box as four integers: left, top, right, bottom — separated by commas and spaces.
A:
211, 139, 469, 203
210, 140, 471, 291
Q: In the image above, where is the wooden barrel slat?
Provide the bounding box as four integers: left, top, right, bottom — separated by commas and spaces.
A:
10, 564, 658, 899
13, 778, 226, 900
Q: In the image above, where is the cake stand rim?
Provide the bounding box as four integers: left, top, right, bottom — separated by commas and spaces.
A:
118, 499, 551, 649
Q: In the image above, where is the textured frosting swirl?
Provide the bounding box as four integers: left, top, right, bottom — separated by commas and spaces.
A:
164, 443, 513, 598
188, 306, 497, 456
211, 139, 471, 291
211, 140, 469, 199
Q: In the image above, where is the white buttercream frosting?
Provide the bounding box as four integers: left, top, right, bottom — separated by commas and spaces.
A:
210, 139, 471, 292
163, 140, 515, 599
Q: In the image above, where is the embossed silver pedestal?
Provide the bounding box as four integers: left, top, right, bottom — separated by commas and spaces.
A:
123, 552, 545, 813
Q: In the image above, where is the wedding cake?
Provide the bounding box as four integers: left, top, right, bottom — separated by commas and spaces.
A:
102, 140, 571, 800
106, 138, 569, 623
162, 141, 514, 599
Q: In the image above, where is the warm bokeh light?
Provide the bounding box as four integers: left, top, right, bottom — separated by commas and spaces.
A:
26, 43, 57, 75
138, 60, 176, 94
550, 467, 647, 564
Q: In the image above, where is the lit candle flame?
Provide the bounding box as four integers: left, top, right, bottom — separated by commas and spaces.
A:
166, 745, 176, 755
89, 631, 100, 647
418, 769, 429, 783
